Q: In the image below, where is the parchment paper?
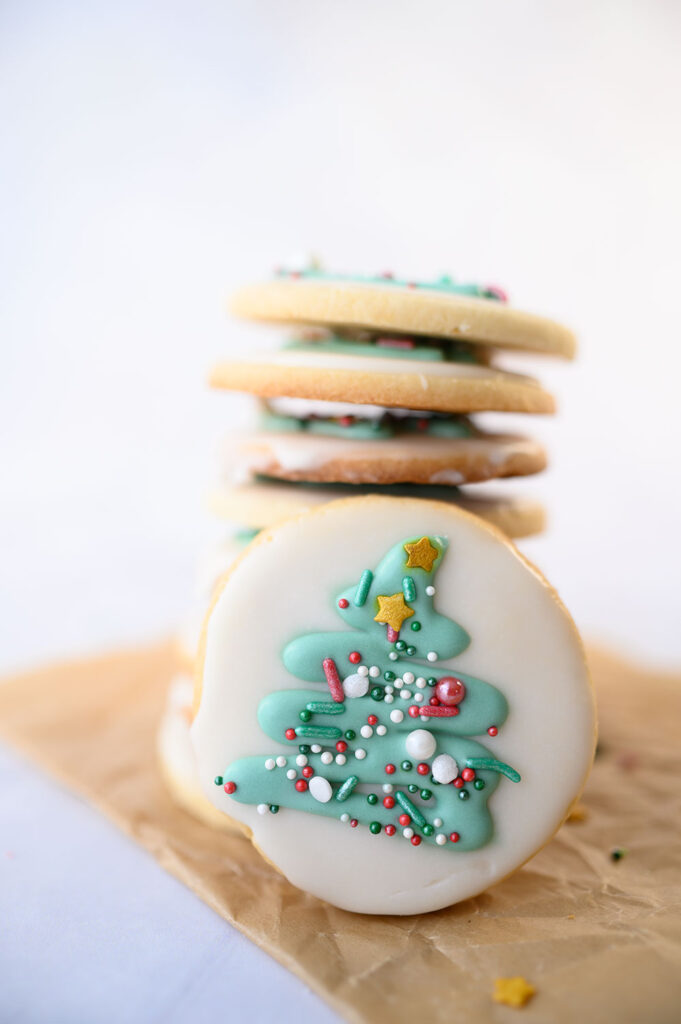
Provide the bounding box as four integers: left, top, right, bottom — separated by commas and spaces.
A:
1, 643, 680, 1023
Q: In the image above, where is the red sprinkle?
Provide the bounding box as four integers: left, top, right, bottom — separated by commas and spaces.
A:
383, 796, 396, 809
386, 626, 399, 644
350, 818, 358, 828
285, 728, 296, 740
385, 824, 396, 836
419, 706, 459, 718
417, 418, 429, 431
461, 767, 476, 782
453, 777, 464, 789
223, 781, 236, 794
398, 813, 411, 826
367, 714, 378, 726
338, 415, 354, 426
488, 726, 498, 736
295, 779, 308, 792
322, 657, 344, 703
411, 835, 422, 846
376, 336, 415, 350
435, 676, 467, 706
429, 696, 441, 706
385, 763, 396, 775
338, 598, 349, 609
336, 740, 348, 753
408, 706, 421, 718
449, 832, 460, 843
348, 651, 361, 664
416, 763, 430, 775
302, 766, 314, 778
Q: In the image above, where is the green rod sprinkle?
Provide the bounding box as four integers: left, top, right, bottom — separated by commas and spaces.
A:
465, 757, 521, 783
305, 701, 346, 715
354, 570, 373, 607
402, 576, 416, 601
395, 790, 427, 829
336, 775, 359, 802
295, 725, 342, 740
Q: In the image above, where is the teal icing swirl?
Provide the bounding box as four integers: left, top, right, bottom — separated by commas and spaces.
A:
275, 267, 507, 302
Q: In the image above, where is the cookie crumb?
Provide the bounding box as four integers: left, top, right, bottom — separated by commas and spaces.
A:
566, 803, 588, 823
493, 977, 536, 1008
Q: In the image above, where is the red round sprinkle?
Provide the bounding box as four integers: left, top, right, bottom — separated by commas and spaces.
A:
488, 726, 498, 737
338, 598, 349, 609
449, 832, 460, 843
385, 763, 396, 775
417, 763, 430, 776
350, 818, 358, 828
429, 696, 441, 706
223, 781, 236, 794
302, 766, 314, 778
453, 777, 464, 789
285, 728, 296, 740
435, 676, 467, 706
367, 714, 378, 726
417, 418, 429, 431
385, 824, 396, 836
339, 415, 354, 427
383, 796, 395, 809
411, 835, 422, 846
294, 779, 308, 792
398, 813, 411, 826
348, 651, 361, 664
336, 740, 348, 752
461, 767, 475, 782
408, 706, 420, 718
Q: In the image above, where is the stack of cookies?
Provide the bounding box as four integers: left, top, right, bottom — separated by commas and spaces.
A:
158, 267, 576, 828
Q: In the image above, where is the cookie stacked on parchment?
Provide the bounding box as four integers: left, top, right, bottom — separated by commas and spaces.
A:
158, 267, 575, 829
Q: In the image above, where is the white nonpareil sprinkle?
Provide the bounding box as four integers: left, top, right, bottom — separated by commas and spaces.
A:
405, 728, 437, 760
320, 751, 333, 765
340, 812, 350, 823
357, 664, 369, 677
427, 651, 438, 662
376, 725, 387, 736
369, 665, 380, 678
286, 769, 297, 780
432, 753, 458, 784
311, 744, 322, 753
382, 783, 394, 793
402, 671, 415, 685
360, 725, 373, 739
390, 709, 404, 723
343, 673, 369, 699
414, 693, 423, 703
433, 817, 443, 827
402, 827, 414, 839
265, 759, 275, 771
384, 686, 394, 694
435, 834, 447, 846
388, 651, 399, 661
276, 755, 287, 767
384, 694, 394, 704
400, 689, 412, 700
257, 804, 269, 815
335, 753, 347, 765
296, 754, 308, 767
309, 775, 332, 803
416, 677, 427, 689
355, 748, 367, 760
426, 585, 435, 596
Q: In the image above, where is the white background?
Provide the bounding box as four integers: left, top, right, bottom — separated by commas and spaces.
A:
1, 2, 680, 1021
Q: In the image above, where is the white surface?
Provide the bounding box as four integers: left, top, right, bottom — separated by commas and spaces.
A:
1, 0, 680, 1019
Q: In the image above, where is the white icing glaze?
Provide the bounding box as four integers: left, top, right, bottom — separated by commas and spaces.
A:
157, 675, 201, 794
268, 396, 435, 420
193, 497, 595, 915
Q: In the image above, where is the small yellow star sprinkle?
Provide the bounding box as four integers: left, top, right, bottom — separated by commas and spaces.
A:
403, 536, 439, 572
374, 592, 415, 632
493, 976, 536, 1008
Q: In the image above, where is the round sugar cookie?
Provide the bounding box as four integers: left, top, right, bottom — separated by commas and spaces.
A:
208, 481, 546, 539
193, 496, 595, 915
225, 430, 546, 486
157, 675, 237, 831
210, 350, 554, 415
229, 274, 576, 358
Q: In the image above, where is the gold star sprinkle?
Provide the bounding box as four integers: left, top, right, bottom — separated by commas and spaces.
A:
374, 592, 415, 633
403, 536, 439, 572
493, 977, 536, 1009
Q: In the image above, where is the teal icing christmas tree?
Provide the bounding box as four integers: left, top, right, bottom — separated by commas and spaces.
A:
217, 535, 520, 850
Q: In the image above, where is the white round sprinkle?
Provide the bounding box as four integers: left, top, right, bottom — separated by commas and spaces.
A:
340, 812, 350, 823
376, 725, 387, 736
402, 671, 415, 685
400, 689, 412, 700
265, 758, 275, 771
296, 754, 308, 767
357, 664, 369, 677
321, 751, 333, 765
416, 677, 427, 689
369, 665, 381, 678
414, 693, 424, 703
286, 769, 297, 780
311, 743, 322, 753
309, 775, 332, 803
276, 755, 287, 767
435, 834, 447, 846
382, 783, 394, 793
432, 753, 458, 784
343, 672, 369, 698
427, 651, 438, 662
360, 725, 373, 739
355, 748, 367, 760
433, 817, 443, 827
384, 686, 394, 694
403, 827, 414, 839
257, 803, 269, 815
388, 651, 399, 661
406, 728, 437, 760
426, 585, 435, 596
384, 694, 394, 704
335, 753, 347, 765
390, 709, 404, 724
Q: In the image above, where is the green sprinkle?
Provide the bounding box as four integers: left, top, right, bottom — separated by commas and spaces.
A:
384, 670, 396, 682
395, 639, 407, 652
402, 576, 416, 601
459, 789, 470, 800
611, 847, 629, 862
411, 621, 421, 632
299, 709, 312, 722
344, 729, 356, 741
406, 645, 416, 656
401, 760, 413, 772
395, 790, 427, 828
465, 757, 521, 783
474, 779, 485, 790
420, 788, 432, 800
422, 824, 434, 837
214, 776, 223, 786
369, 821, 381, 835
370, 686, 384, 701
367, 793, 378, 805
269, 804, 279, 814
298, 744, 310, 754
354, 569, 373, 607
296, 725, 342, 740
427, 677, 437, 686
408, 783, 419, 793
306, 701, 346, 715
336, 775, 359, 802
